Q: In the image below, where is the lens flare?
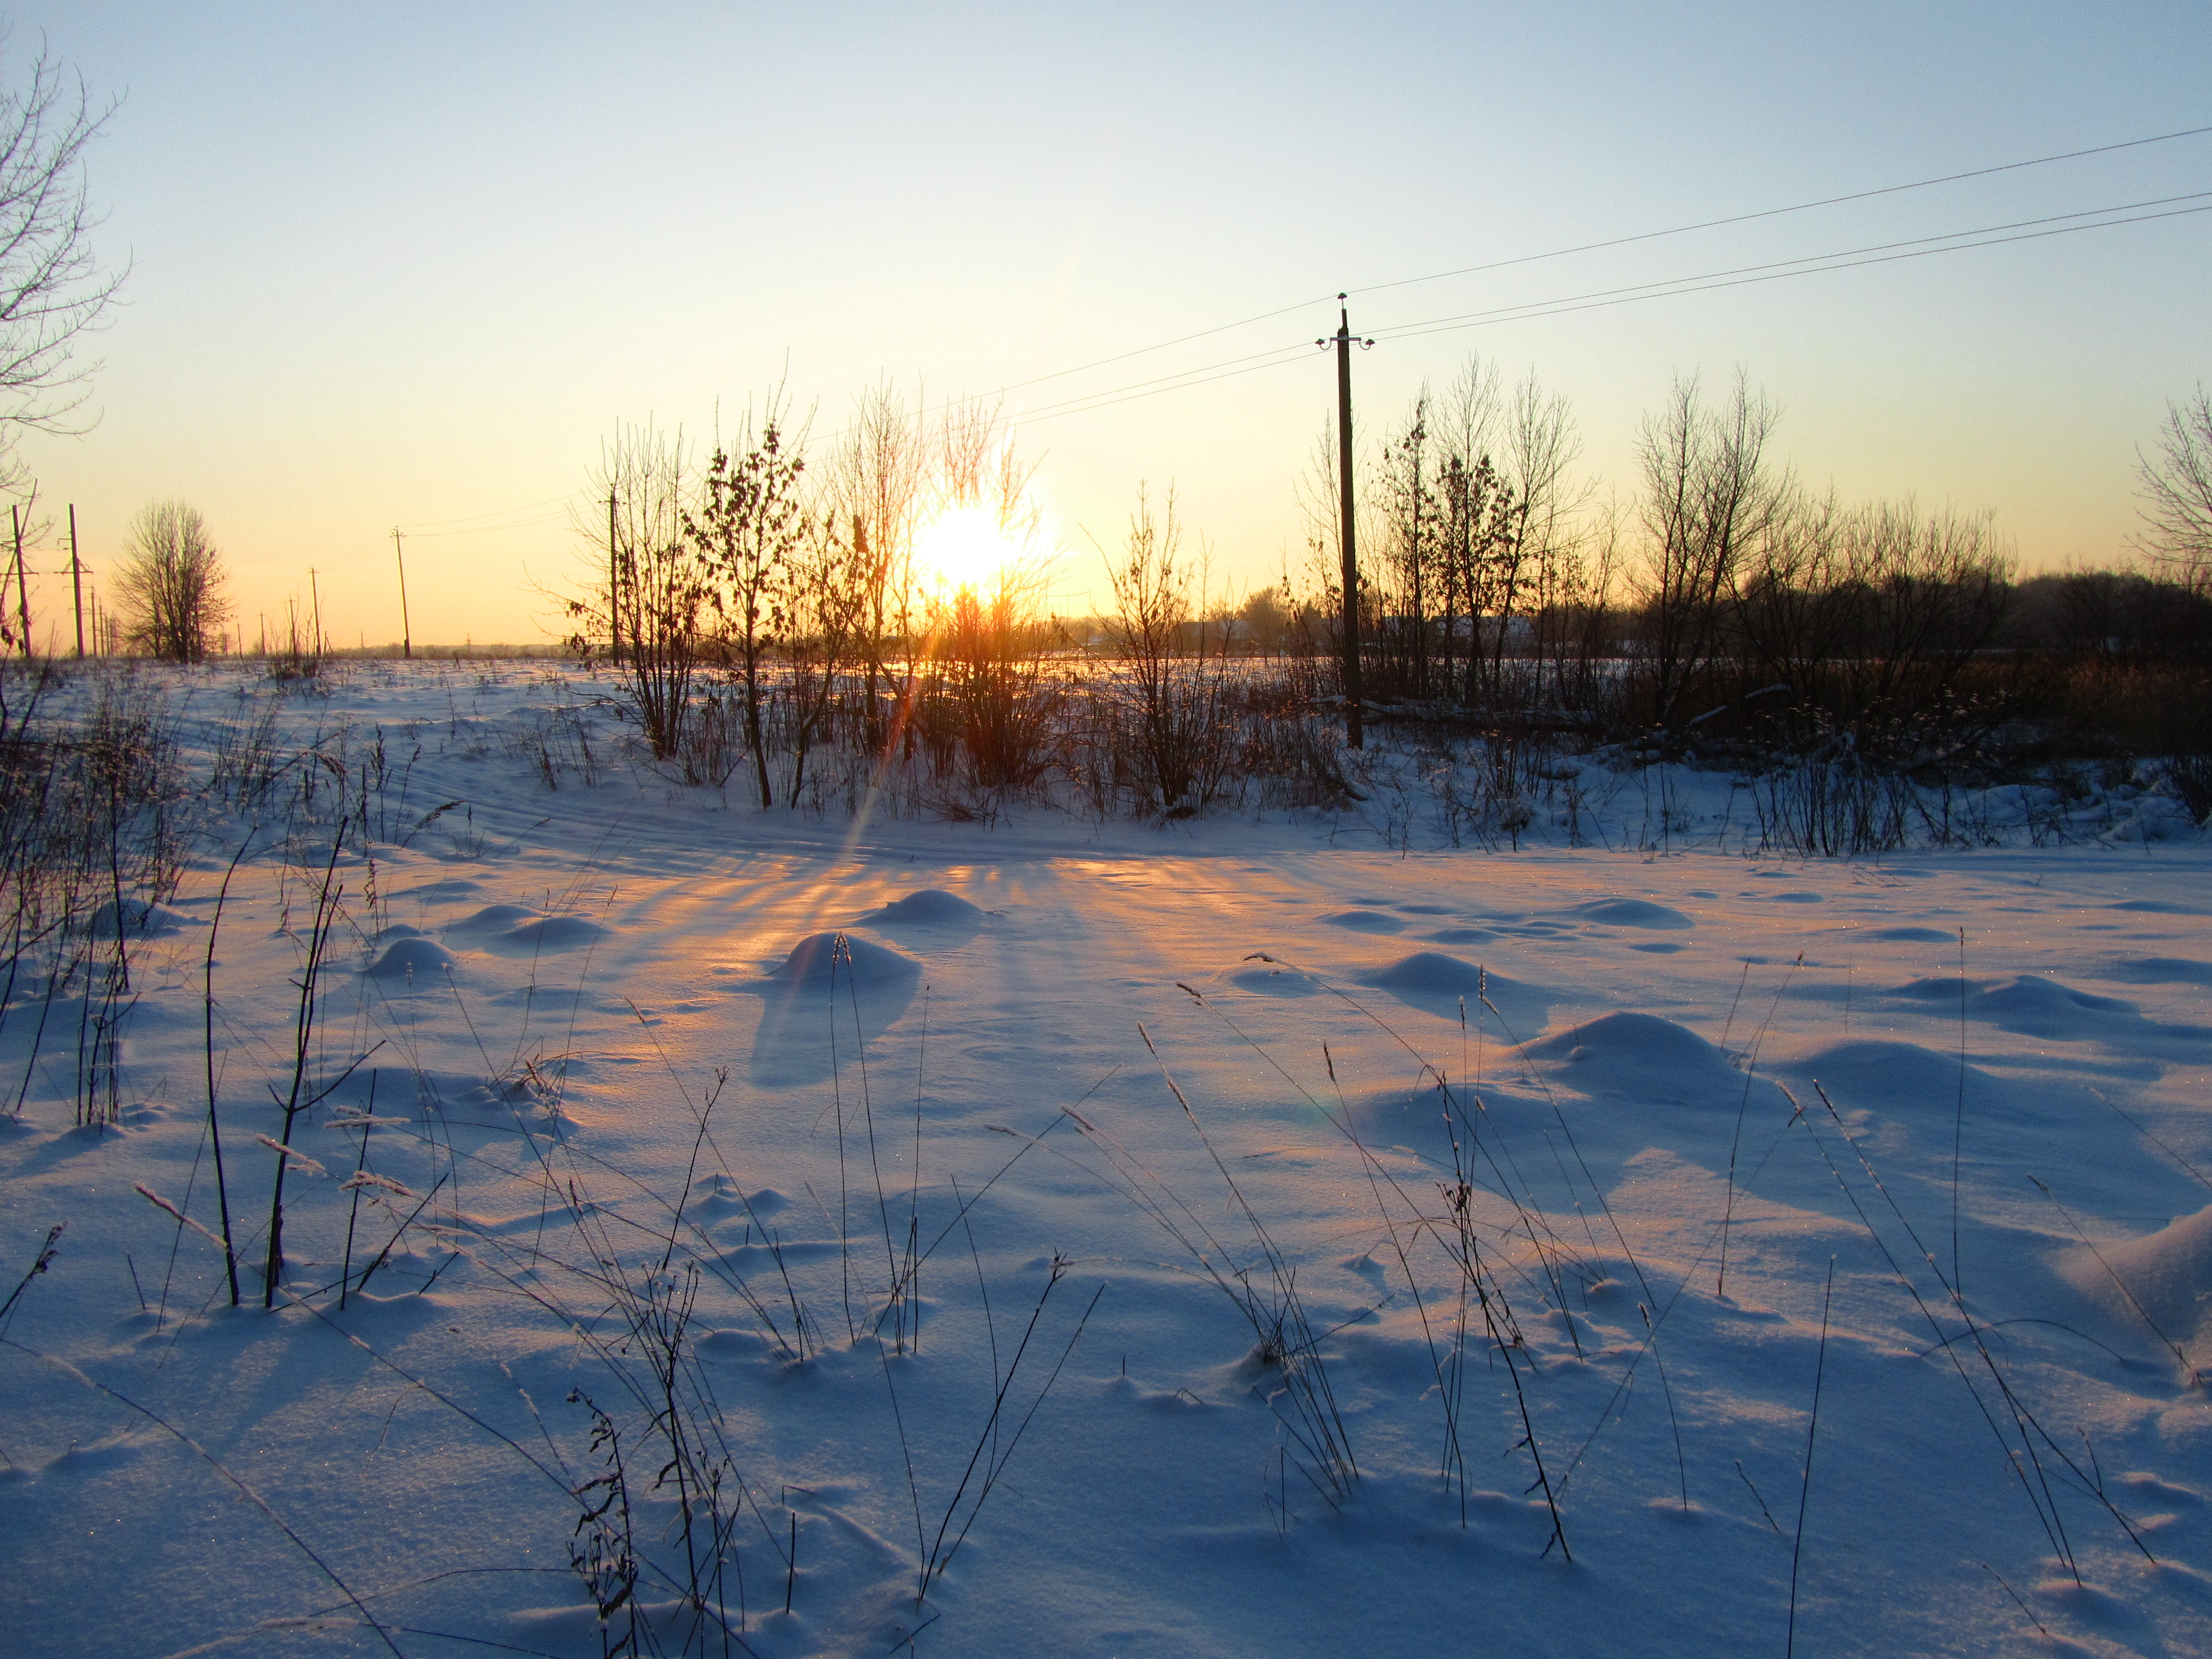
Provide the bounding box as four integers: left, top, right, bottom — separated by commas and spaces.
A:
912, 505, 1027, 592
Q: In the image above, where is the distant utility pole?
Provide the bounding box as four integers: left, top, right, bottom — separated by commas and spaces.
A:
1318, 293, 1373, 747
10, 504, 30, 661
391, 527, 413, 660
68, 504, 83, 658
606, 488, 621, 666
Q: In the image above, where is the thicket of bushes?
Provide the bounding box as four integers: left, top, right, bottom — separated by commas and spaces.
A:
552, 371, 2208, 831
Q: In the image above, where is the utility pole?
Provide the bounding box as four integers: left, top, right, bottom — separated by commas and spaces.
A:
10, 504, 30, 661
68, 504, 83, 658
1318, 294, 1372, 747
391, 527, 412, 660
606, 488, 620, 666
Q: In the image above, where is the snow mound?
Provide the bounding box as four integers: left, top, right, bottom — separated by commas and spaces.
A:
1228, 964, 1320, 997
1887, 973, 2142, 1040
365, 938, 460, 980
1322, 909, 1407, 934
2100, 796, 2202, 845
395, 878, 481, 902
2060, 1203, 2212, 1345
446, 903, 544, 934
870, 889, 984, 926
1359, 954, 1548, 1029
1569, 899, 1693, 930
371, 922, 426, 942
771, 932, 921, 988
1523, 1012, 1739, 1101
1367, 951, 1494, 997
1790, 1038, 1991, 1111
86, 898, 198, 938
486, 916, 606, 953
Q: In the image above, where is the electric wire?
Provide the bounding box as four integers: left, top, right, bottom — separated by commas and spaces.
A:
1350, 121, 2212, 302
1374, 199, 2212, 347
390, 185, 2210, 531
1372, 189, 2212, 340
873, 121, 2212, 420
385, 124, 2212, 534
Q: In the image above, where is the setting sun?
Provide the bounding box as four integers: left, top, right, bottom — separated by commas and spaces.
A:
911, 505, 1030, 592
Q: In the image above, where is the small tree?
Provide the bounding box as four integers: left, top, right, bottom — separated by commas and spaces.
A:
1098, 486, 1235, 816
569, 422, 704, 759
114, 499, 227, 662
686, 401, 807, 810
2136, 386, 2212, 594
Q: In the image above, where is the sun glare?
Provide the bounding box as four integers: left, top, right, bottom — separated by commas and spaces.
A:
912, 505, 1028, 593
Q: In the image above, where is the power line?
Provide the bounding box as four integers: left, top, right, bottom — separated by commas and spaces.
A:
400, 491, 582, 529
825, 119, 2212, 439
1351, 121, 2212, 303
1373, 188, 2212, 340
1375, 200, 2212, 347
399, 508, 575, 539
364, 124, 2212, 529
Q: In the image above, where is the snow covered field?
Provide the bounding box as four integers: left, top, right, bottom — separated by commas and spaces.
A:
4, 660, 2210, 1658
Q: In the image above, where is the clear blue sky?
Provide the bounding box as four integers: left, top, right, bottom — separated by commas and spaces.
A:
11, 2, 2210, 643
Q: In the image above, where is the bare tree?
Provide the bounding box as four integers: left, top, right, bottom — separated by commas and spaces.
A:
1635, 372, 1786, 724
2136, 386, 2212, 593
568, 421, 703, 759
818, 380, 928, 742
113, 500, 228, 662
1096, 485, 1235, 815
0, 35, 126, 487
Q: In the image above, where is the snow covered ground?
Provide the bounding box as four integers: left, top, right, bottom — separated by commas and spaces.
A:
4, 660, 2211, 1658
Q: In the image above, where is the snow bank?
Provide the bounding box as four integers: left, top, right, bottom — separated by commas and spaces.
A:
2060, 1203, 2212, 1348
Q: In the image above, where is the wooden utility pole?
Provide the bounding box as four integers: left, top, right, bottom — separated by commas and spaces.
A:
606, 488, 620, 665
391, 527, 412, 659
68, 504, 83, 658
10, 504, 30, 661
1320, 294, 1372, 747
